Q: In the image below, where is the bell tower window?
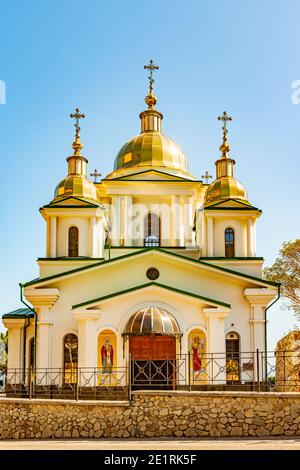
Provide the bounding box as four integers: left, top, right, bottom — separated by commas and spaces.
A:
225, 227, 235, 257
68, 226, 79, 257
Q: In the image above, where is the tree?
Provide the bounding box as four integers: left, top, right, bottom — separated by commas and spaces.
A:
264, 239, 300, 319
0, 331, 8, 373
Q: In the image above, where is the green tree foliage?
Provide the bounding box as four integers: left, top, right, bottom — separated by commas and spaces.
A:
264, 239, 300, 319
0, 331, 8, 372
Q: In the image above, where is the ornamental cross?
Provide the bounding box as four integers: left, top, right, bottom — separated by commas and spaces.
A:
70, 108, 85, 135
201, 171, 212, 184
217, 111, 232, 136
90, 169, 101, 183
144, 59, 159, 92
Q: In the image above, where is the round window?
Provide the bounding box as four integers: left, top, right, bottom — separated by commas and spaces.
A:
146, 267, 160, 280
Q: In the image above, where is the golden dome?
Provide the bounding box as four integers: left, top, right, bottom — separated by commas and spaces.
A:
110, 131, 193, 179
205, 111, 250, 206
52, 110, 99, 203
205, 176, 249, 205
54, 173, 98, 202
106, 82, 195, 180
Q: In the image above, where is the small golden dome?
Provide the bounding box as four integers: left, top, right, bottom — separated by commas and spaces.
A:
205, 176, 249, 205
53, 174, 98, 202
109, 131, 194, 179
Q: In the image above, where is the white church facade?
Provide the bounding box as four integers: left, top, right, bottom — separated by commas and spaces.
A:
3, 63, 279, 390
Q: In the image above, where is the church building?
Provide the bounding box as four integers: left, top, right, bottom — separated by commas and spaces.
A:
2, 62, 279, 389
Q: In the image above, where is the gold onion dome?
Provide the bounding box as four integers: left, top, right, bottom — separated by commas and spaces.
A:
53, 109, 98, 203
205, 112, 249, 205
107, 60, 195, 180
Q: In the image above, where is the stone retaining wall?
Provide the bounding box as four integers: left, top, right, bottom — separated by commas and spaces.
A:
0, 391, 300, 439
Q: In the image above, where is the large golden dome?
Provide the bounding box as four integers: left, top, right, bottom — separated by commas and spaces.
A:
112, 131, 192, 178
106, 90, 195, 180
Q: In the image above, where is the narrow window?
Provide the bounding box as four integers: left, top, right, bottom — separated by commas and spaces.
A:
63, 334, 78, 384
68, 226, 79, 257
225, 227, 235, 257
144, 213, 160, 246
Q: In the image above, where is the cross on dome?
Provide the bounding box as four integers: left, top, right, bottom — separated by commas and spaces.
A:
144, 59, 159, 94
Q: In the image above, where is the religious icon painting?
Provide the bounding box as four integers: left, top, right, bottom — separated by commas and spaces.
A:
97, 330, 117, 386
188, 329, 207, 383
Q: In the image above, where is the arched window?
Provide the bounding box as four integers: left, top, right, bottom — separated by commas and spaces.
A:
144, 213, 160, 247
68, 226, 79, 257
226, 332, 240, 383
225, 227, 235, 257
63, 334, 78, 384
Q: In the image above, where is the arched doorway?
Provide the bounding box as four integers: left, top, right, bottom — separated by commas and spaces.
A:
123, 306, 181, 390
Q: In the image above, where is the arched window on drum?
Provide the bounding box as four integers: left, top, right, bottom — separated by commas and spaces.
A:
68, 226, 79, 257
225, 227, 235, 257
144, 213, 161, 247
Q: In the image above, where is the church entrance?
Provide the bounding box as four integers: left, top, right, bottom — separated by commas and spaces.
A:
130, 336, 176, 390
123, 306, 181, 390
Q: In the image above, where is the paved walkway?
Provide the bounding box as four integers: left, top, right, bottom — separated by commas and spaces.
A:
0, 438, 299, 450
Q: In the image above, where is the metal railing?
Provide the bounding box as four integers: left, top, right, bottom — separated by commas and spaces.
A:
5, 367, 128, 400
2, 350, 300, 400
131, 350, 300, 392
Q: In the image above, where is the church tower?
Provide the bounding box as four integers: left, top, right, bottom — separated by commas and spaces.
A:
39, 109, 108, 275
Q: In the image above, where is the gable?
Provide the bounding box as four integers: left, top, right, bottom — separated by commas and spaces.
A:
24, 249, 278, 314
23, 247, 278, 289
104, 169, 197, 182
42, 196, 101, 209
204, 198, 261, 211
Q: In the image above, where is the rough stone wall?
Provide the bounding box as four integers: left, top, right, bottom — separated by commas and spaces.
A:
276, 331, 300, 392
0, 391, 300, 439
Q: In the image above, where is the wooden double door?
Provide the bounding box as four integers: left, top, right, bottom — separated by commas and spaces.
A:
130, 335, 176, 389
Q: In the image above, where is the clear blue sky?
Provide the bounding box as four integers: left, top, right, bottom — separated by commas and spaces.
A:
0, 0, 299, 348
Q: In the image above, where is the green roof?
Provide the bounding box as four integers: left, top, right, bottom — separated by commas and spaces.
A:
23, 247, 279, 288
72, 281, 231, 309
2, 308, 34, 319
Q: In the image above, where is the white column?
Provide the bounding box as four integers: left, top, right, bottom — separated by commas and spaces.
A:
244, 288, 278, 381
35, 306, 54, 374
206, 217, 214, 257
75, 312, 101, 369
171, 195, 180, 245
50, 216, 57, 258
247, 218, 255, 257
89, 216, 97, 257
111, 196, 121, 246
123, 196, 133, 246
204, 308, 230, 384
3, 320, 25, 372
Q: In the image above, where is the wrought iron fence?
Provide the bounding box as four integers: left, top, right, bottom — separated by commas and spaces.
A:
130, 350, 300, 392
5, 367, 129, 400
3, 350, 300, 400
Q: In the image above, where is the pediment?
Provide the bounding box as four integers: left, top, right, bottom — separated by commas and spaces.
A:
43, 196, 100, 208
205, 198, 260, 211
108, 169, 196, 182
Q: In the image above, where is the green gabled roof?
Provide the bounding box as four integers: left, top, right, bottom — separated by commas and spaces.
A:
2, 308, 34, 319
23, 247, 279, 288
72, 281, 231, 309
204, 198, 261, 211
41, 196, 102, 209
103, 169, 200, 182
